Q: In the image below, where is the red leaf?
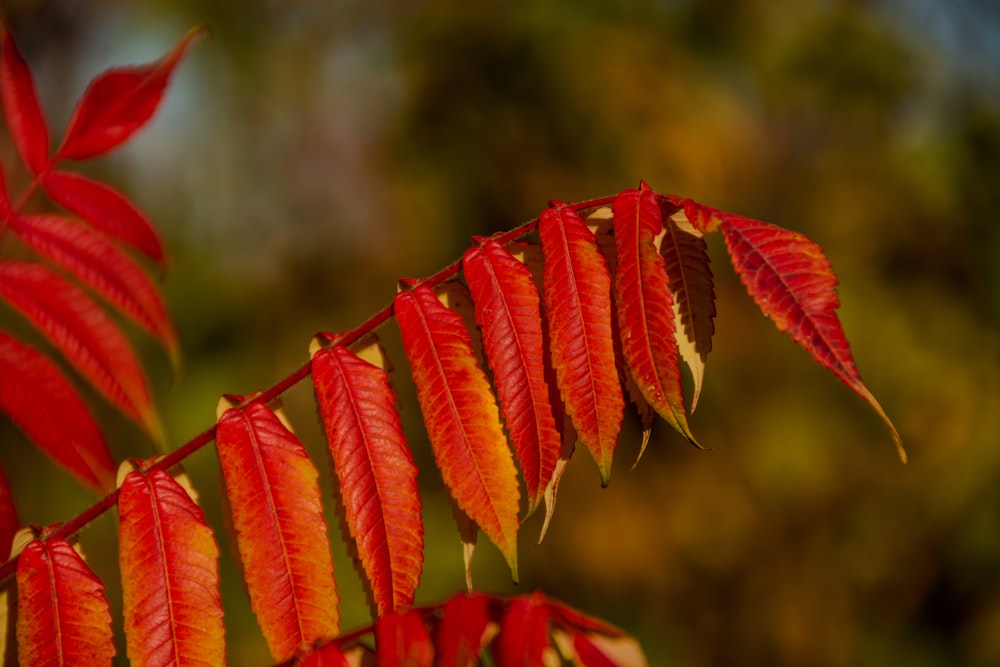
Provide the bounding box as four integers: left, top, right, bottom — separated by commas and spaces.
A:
16, 537, 114, 666
612, 184, 696, 444
463, 239, 561, 516
54, 28, 202, 161
0, 467, 17, 560
312, 344, 423, 615
293, 641, 349, 667
118, 467, 225, 666
215, 400, 340, 661
0, 29, 50, 173
720, 212, 906, 461
572, 634, 620, 667
10, 213, 178, 365
394, 283, 520, 579
0, 262, 160, 440
493, 593, 550, 667
0, 331, 114, 492
375, 609, 433, 667
434, 592, 491, 667
41, 170, 166, 265
539, 204, 623, 485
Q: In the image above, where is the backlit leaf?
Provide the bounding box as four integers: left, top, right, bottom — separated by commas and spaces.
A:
0, 467, 17, 560
215, 399, 340, 661
719, 213, 905, 461
312, 343, 423, 615
394, 283, 520, 579
0, 331, 114, 492
435, 592, 491, 667
290, 641, 350, 667
118, 467, 225, 666
54, 28, 203, 161
16, 536, 114, 666
375, 609, 433, 667
0, 29, 49, 173
539, 203, 623, 484
463, 239, 561, 516
492, 593, 551, 667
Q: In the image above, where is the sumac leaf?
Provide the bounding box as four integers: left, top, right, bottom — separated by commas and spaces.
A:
463, 239, 560, 516
394, 283, 520, 579
118, 467, 225, 667
375, 609, 433, 667
291, 641, 350, 667
493, 593, 551, 667
0, 468, 17, 560
215, 400, 340, 661
435, 592, 491, 667
16, 537, 114, 666
54, 28, 202, 161
539, 204, 623, 484
720, 213, 906, 461
312, 343, 423, 615
0, 331, 114, 492
0, 29, 49, 173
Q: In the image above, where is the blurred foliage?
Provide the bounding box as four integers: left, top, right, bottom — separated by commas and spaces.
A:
1, 0, 998, 665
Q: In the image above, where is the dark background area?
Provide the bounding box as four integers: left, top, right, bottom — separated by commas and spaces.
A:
1, 0, 998, 664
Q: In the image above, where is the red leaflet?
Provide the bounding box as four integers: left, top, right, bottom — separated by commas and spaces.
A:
0, 262, 160, 440
394, 283, 520, 579
215, 400, 340, 661
435, 592, 491, 666
0, 29, 49, 174
720, 213, 906, 461
118, 467, 225, 667
0, 331, 115, 492
375, 610, 434, 667
10, 213, 178, 365
463, 239, 560, 516
16, 537, 114, 666
41, 170, 166, 265
54, 27, 202, 161
539, 204, 624, 484
0, 467, 17, 559
293, 641, 350, 667
612, 184, 696, 444
492, 593, 550, 667
312, 343, 423, 615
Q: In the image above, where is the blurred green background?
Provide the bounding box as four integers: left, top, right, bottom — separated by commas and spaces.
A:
1, 0, 998, 665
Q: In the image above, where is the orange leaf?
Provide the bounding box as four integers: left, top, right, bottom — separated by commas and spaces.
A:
16, 536, 114, 666
720, 212, 905, 461
612, 183, 696, 444
0, 331, 114, 492
394, 283, 520, 579
0, 29, 50, 173
374, 609, 434, 667
312, 343, 423, 616
463, 239, 561, 516
539, 203, 624, 484
118, 467, 225, 666
215, 400, 340, 661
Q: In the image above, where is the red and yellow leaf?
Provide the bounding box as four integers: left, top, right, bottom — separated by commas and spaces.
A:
394, 283, 520, 579
16, 536, 114, 666
0, 331, 115, 492
539, 203, 624, 484
0, 29, 50, 174
215, 399, 340, 661
291, 641, 349, 667
463, 239, 561, 516
53, 27, 202, 161
493, 593, 551, 667
10, 213, 178, 365
435, 592, 491, 667
720, 212, 906, 461
118, 467, 225, 667
0, 262, 160, 441
312, 343, 423, 616
374, 609, 433, 667
41, 170, 166, 265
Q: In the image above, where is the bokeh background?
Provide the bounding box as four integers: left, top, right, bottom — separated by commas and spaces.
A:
1, 0, 998, 665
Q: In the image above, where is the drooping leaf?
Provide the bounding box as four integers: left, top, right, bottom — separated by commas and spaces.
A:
53, 27, 203, 161
0, 29, 50, 174
9, 213, 178, 366
0, 330, 115, 492
374, 609, 433, 667
719, 212, 906, 461
492, 593, 551, 667
463, 239, 561, 516
41, 170, 166, 265
394, 282, 520, 580
539, 203, 624, 484
434, 592, 491, 667
16, 536, 114, 666
656, 202, 715, 411
215, 399, 340, 661
0, 262, 160, 441
118, 466, 225, 667
611, 184, 696, 444
311, 343, 423, 616
290, 641, 350, 667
